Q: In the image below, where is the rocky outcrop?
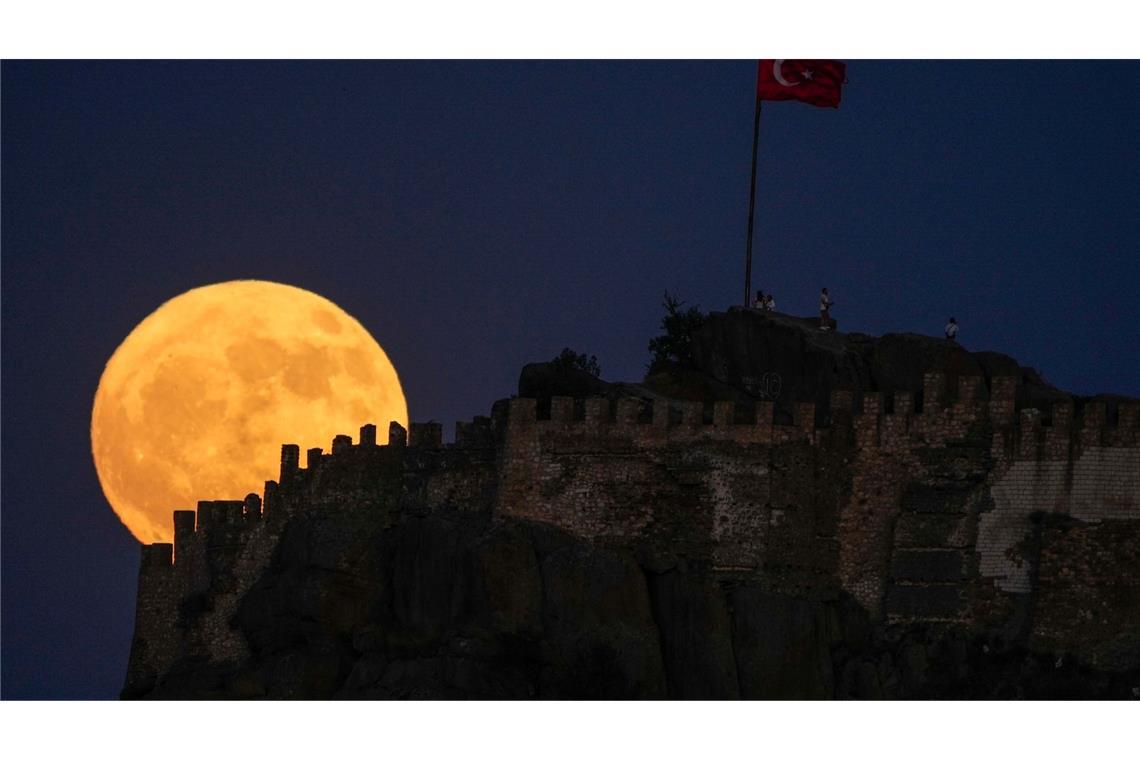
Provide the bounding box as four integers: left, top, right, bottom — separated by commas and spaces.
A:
519, 309, 1076, 425
683, 308, 1072, 420
128, 508, 1139, 699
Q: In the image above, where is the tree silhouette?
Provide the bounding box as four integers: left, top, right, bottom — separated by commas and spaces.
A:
551, 347, 601, 378
647, 292, 705, 374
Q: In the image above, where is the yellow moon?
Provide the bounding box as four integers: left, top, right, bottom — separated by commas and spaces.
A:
91, 280, 408, 544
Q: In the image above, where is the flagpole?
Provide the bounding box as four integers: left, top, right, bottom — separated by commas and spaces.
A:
743, 89, 763, 307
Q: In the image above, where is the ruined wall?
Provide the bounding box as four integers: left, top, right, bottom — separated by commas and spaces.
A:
126, 371, 1140, 695
124, 544, 179, 694
494, 373, 1140, 642
496, 395, 843, 596
1030, 516, 1140, 670
123, 419, 499, 696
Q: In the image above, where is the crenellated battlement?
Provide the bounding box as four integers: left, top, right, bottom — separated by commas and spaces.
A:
137, 371, 1139, 574
507, 394, 827, 446
140, 543, 173, 568
139, 412, 505, 571
1008, 398, 1139, 461
495, 373, 1137, 462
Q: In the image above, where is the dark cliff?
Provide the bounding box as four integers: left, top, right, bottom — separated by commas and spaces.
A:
128, 510, 1139, 699
123, 309, 1140, 699
677, 308, 1070, 417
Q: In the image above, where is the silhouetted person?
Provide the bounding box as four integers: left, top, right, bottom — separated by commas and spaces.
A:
819, 287, 833, 330
764, 293, 776, 311
945, 316, 959, 342
752, 290, 765, 310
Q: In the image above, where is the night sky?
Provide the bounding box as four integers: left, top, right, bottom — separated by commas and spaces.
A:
2, 60, 1138, 699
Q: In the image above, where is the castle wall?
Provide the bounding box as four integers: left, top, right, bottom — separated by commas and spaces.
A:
123, 420, 500, 694
982, 446, 1140, 593
123, 544, 178, 696
495, 395, 842, 595
125, 374, 1140, 694
495, 374, 1140, 637
1030, 516, 1140, 670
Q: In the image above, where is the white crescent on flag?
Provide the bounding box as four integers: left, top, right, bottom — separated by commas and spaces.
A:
772, 60, 800, 87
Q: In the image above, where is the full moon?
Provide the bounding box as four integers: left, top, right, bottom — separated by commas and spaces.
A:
91, 280, 408, 544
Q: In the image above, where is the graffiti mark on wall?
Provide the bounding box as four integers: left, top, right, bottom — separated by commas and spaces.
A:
742, 372, 783, 400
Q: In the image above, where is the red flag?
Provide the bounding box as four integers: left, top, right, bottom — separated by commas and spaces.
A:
757, 59, 846, 108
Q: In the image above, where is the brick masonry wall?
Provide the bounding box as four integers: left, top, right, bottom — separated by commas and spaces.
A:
496, 377, 1139, 632
496, 396, 841, 595
982, 447, 1140, 593
125, 375, 1140, 692
123, 421, 499, 695
1030, 516, 1140, 669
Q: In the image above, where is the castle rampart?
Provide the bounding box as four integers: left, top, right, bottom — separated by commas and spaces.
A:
124, 363, 1140, 696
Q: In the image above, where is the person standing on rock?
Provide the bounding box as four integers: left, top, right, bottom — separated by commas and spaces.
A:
945, 317, 959, 342
819, 287, 833, 330
752, 289, 765, 310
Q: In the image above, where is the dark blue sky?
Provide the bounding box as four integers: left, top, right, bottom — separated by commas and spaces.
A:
2, 60, 1138, 698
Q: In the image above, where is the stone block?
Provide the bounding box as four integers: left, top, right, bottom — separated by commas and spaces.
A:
885, 584, 964, 619
893, 513, 971, 548
890, 550, 965, 582
550, 396, 574, 422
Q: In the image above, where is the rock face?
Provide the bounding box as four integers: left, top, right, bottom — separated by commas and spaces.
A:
683, 308, 1071, 422
122, 310, 1140, 699
125, 506, 1140, 699
126, 507, 1140, 700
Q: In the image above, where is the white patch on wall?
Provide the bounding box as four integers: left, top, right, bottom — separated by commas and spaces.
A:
980, 447, 1140, 592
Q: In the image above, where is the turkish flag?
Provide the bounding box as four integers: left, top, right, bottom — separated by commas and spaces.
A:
757, 59, 846, 108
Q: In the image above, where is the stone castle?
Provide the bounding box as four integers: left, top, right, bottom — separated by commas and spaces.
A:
124, 309, 1140, 698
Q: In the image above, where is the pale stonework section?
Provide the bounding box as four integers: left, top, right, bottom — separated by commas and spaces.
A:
707, 452, 769, 568
981, 447, 1140, 592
